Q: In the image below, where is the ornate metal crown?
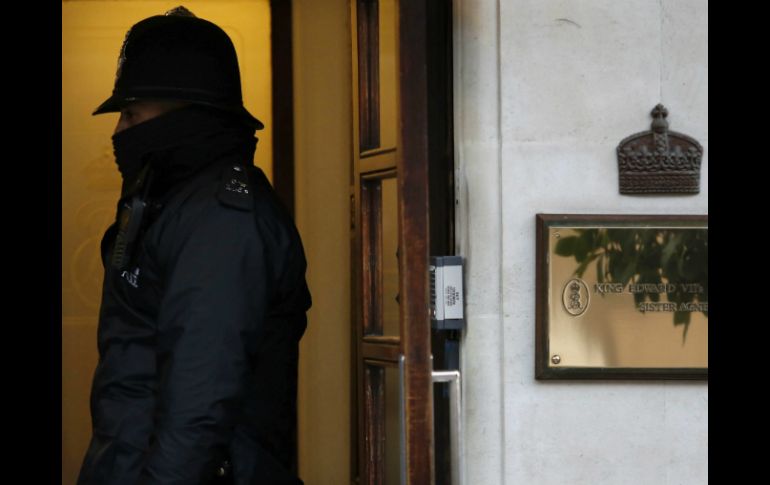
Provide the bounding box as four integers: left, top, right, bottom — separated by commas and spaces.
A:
616, 104, 703, 194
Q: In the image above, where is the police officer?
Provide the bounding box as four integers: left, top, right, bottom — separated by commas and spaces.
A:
77, 7, 311, 484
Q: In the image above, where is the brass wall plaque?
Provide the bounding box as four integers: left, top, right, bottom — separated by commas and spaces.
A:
536, 215, 708, 380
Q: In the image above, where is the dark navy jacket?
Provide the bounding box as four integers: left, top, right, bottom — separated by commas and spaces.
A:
77, 155, 311, 485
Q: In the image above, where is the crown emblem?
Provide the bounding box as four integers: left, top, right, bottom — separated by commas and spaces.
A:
616, 104, 703, 194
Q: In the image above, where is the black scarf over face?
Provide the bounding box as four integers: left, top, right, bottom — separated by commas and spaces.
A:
112, 104, 258, 198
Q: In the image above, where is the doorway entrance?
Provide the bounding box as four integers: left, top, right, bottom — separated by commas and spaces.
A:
61, 1, 454, 483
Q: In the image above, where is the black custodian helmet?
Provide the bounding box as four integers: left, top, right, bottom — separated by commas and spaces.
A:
93, 6, 264, 130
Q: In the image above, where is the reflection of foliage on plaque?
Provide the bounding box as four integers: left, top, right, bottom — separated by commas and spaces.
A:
555, 228, 708, 341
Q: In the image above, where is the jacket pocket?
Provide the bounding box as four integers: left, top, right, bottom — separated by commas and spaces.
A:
78, 429, 153, 485
77, 431, 118, 485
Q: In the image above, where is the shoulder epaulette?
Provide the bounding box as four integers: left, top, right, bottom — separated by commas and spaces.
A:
216, 163, 254, 211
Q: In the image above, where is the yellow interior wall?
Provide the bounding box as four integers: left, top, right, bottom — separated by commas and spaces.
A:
61, 2, 271, 484
378, 0, 398, 151
293, 0, 352, 483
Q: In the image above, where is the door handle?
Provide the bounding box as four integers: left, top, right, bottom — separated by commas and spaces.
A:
399, 359, 464, 485
399, 355, 407, 485
432, 370, 463, 485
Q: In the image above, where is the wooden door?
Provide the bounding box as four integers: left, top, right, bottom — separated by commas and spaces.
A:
351, 0, 434, 483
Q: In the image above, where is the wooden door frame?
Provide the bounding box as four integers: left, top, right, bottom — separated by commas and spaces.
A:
273, 1, 446, 483
350, 0, 436, 483
397, 0, 434, 482
269, 2, 299, 474
270, 0, 296, 216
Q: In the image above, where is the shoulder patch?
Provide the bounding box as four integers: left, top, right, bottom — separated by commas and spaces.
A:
216, 163, 254, 211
